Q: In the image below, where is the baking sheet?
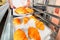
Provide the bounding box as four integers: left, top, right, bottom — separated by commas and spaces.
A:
13, 16, 52, 40
13, 9, 32, 16
1, 8, 52, 40
13, 9, 33, 17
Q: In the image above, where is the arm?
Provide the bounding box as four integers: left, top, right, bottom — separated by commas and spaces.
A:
24, 0, 30, 7
8, 0, 16, 8
27, 0, 30, 7
56, 29, 60, 40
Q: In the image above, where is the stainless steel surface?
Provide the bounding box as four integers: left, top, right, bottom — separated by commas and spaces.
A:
1, 9, 11, 40
0, 2, 9, 22
0, 9, 8, 38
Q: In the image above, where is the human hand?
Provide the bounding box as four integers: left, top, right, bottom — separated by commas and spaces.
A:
56, 29, 60, 40
10, 4, 16, 9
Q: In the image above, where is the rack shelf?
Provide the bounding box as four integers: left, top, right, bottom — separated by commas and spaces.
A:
36, 3, 60, 8
32, 7, 60, 32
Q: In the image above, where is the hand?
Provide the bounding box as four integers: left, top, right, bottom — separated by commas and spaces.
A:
50, 25, 55, 31
10, 4, 16, 9
56, 29, 60, 40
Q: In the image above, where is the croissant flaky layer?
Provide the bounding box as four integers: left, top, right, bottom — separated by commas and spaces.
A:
28, 27, 41, 40
14, 29, 28, 40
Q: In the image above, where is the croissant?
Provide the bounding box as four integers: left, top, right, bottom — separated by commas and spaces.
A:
15, 7, 28, 14
28, 27, 41, 40
13, 18, 21, 25
23, 17, 29, 24
35, 20, 45, 30
26, 8, 34, 13
14, 29, 28, 40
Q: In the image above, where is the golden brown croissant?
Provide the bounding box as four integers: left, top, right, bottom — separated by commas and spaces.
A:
15, 7, 28, 14
23, 17, 29, 24
26, 8, 34, 13
14, 29, 28, 40
35, 20, 45, 30
28, 27, 41, 40
13, 18, 21, 25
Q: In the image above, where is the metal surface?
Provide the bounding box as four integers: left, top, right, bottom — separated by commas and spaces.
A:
0, 9, 8, 38
0, 2, 9, 22
1, 9, 11, 40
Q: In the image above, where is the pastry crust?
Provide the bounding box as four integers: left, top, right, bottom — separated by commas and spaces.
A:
14, 29, 28, 40
35, 20, 45, 30
30, 16, 37, 21
15, 7, 28, 14
28, 27, 41, 40
13, 18, 21, 25
26, 8, 34, 13
23, 17, 29, 24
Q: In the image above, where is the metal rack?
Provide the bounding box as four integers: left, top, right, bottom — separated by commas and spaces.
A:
33, 0, 60, 39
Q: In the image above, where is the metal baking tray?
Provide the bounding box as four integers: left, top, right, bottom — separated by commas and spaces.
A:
13, 15, 52, 40
13, 9, 33, 17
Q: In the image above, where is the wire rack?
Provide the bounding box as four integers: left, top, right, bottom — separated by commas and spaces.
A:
32, 0, 60, 40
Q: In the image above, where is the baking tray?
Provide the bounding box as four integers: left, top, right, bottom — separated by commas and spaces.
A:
13, 9, 33, 17
13, 16, 52, 40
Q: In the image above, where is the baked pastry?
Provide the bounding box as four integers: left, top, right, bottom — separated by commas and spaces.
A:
26, 7, 34, 13
28, 27, 41, 40
15, 7, 28, 14
30, 16, 37, 21
23, 17, 29, 24
30, 16, 36, 19
14, 29, 28, 40
35, 20, 45, 30
13, 18, 21, 25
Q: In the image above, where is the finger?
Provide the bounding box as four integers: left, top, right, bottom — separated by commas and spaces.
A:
56, 29, 60, 40
13, 6, 16, 9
